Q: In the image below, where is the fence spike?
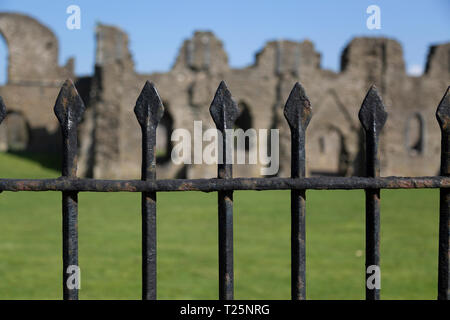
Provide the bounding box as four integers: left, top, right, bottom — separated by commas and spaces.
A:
134, 81, 164, 129
436, 86, 450, 131
53, 79, 84, 300
436, 86, 450, 300
54, 79, 85, 128
283, 82, 312, 131
358, 85, 387, 134
358, 85, 387, 300
210, 80, 237, 300
209, 81, 240, 131
0, 96, 6, 124
283, 82, 311, 300
134, 81, 163, 300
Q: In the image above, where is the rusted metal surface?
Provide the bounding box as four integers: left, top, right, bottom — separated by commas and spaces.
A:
0, 81, 449, 301
358, 85, 387, 300
284, 83, 311, 300
436, 86, 450, 300
0, 176, 449, 192
54, 79, 85, 300
134, 81, 164, 300
210, 81, 239, 300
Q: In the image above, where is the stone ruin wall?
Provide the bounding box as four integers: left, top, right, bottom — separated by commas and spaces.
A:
0, 13, 74, 153
0, 13, 449, 179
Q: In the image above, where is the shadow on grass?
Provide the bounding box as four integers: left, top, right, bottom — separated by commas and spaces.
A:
8, 151, 61, 172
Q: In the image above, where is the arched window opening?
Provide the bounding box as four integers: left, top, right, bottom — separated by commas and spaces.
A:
4, 112, 29, 151
156, 102, 174, 164
0, 34, 8, 85
309, 127, 348, 176
318, 136, 325, 154
405, 113, 425, 156
234, 102, 253, 152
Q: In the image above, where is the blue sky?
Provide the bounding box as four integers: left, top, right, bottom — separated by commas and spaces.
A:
0, 0, 449, 84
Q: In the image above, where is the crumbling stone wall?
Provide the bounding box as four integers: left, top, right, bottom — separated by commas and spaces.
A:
0, 13, 448, 179
0, 13, 74, 153
80, 23, 449, 179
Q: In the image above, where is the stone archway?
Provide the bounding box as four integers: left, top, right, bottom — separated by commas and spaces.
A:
405, 112, 425, 156
305, 90, 356, 177
235, 101, 253, 152
308, 126, 349, 176
3, 111, 29, 151
156, 101, 174, 164
0, 13, 73, 83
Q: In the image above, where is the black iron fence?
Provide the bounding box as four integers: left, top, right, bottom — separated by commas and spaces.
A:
0, 80, 448, 300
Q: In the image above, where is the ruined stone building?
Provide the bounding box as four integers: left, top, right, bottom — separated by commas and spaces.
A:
0, 12, 449, 179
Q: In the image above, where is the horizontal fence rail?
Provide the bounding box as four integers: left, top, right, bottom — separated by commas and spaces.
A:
1, 176, 450, 192
0, 80, 449, 301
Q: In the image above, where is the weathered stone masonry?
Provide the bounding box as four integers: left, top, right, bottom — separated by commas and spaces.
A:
0, 13, 449, 179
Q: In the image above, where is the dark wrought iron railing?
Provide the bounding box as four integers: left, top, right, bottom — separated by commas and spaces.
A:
0, 80, 448, 300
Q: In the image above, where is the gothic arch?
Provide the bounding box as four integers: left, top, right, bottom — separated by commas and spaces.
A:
405, 112, 425, 156
307, 89, 355, 176
309, 125, 349, 176
235, 101, 254, 152
156, 101, 174, 164
0, 13, 71, 83
3, 111, 30, 151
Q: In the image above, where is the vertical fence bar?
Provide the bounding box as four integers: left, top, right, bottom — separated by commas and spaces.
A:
210, 81, 240, 300
358, 86, 387, 300
436, 87, 450, 300
284, 83, 312, 300
134, 81, 164, 300
54, 80, 86, 300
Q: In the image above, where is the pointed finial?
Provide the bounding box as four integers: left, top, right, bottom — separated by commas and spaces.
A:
0, 96, 6, 125
209, 81, 240, 130
358, 85, 387, 134
436, 87, 450, 131
283, 82, 312, 130
54, 79, 86, 127
134, 81, 164, 129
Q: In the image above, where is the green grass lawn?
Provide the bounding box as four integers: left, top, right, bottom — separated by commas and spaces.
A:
0, 152, 440, 299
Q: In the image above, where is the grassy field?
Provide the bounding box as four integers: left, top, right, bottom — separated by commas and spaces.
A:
0, 152, 440, 299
